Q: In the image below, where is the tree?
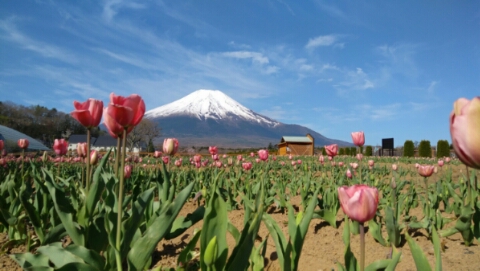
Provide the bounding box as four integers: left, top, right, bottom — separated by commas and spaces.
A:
418, 140, 432, 158
365, 145, 373, 156
437, 140, 450, 158
127, 119, 161, 152
404, 140, 415, 157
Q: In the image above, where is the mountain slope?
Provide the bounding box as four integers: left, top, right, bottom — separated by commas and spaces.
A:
145, 90, 352, 148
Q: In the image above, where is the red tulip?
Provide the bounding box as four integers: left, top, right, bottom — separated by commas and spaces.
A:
351, 131, 365, 147
325, 144, 338, 157
71, 99, 103, 128
209, 146, 218, 155
0, 140, 4, 151
109, 93, 145, 127
258, 149, 268, 161
450, 97, 480, 169
163, 138, 179, 156
18, 139, 29, 149
338, 184, 379, 223
418, 165, 435, 177
124, 165, 133, 179
103, 106, 125, 138
53, 139, 69, 156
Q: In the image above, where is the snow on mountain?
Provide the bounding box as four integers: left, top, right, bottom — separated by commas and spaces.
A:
145, 89, 280, 126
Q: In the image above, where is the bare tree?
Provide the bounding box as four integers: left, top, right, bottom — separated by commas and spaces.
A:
126, 119, 161, 152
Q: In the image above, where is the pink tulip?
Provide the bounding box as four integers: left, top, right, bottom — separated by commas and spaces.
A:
351, 131, 365, 147
237, 155, 243, 161
193, 154, 202, 163
289, 154, 293, 160
162, 156, 170, 164
450, 97, 480, 169
338, 161, 344, 167
415, 163, 420, 168
418, 165, 435, 177
445, 157, 451, 163
356, 153, 363, 161
291, 161, 296, 166
163, 138, 179, 156
71, 98, 103, 128
325, 144, 338, 158
255, 158, 261, 163
77, 143, 87, 158
368, 160, 374, 167
250, 152, 255, 157
338, 184, 379, 223
175, 159, 182, 167
280, 161, 285, 166
242, 162, 252, 170
350, 162, 358, 169
17, 139, 29, 149
297, 159, 302, 165
154, 151, 162, 158
258, 149, 268, 161
346, 169, 353, 179
124, 165, 133, 179
53, 139, 69, 156
272, 156, 277, 161
392, 164, 398, 171
438, 160, 444, 167
208, 146, 218, 155
103, 93, 145, 137
318, 155, 324, 163
215, 161, 222, 168
212, 154, 219, 161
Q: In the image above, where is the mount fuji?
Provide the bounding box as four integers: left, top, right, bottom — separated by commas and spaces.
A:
145, 90, 351, 148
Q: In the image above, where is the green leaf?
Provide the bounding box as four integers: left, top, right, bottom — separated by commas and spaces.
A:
44, 170, 85, 246
165, 206, 205, 240
432, 227, 442, 271
177, 229, 202, 267
127, 181, 195, 271
405, 231, 432, 271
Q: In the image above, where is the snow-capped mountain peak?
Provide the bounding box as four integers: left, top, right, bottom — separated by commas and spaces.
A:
145, 89, 279, 126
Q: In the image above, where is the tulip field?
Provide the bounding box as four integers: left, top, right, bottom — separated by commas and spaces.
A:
0, 150, 479, 271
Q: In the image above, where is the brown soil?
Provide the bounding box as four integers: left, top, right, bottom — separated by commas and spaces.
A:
1, 162, 479, 271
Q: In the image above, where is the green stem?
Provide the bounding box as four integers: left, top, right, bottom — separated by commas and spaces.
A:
86, 129, 91, 193
115, 129, 127, 271
424, 177, 430, 220
466, 166, 473, 208
360, 223, 365, 271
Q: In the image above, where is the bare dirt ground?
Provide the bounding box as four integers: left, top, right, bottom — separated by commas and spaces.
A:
1, 162, 479, 271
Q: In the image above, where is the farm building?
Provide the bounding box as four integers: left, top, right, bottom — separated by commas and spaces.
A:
277, 134, 315, 156
0, 124, 50, 151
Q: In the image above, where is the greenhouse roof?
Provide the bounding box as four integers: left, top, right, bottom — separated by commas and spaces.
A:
0, 125, 50, 151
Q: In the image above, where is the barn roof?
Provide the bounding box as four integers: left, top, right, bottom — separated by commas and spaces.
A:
280, 136, 313, 143
0, 124, 50, 151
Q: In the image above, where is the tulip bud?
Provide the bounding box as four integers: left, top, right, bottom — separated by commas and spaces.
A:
90, 150, 98, 165
204, 236, 218, 267
42, 151, 48, 162
17, 138, 29, 149
124, 165, 133, 179
163, 138, 179, 156
296, 211, 304, 225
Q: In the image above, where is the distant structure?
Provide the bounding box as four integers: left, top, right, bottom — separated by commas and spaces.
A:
277, 134, 314, 156
0, 124, 50, 151
380, 138, 394, 156
68, 134, 144, 153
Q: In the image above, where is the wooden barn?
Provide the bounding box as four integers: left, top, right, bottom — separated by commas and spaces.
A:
277, 134, 315, 156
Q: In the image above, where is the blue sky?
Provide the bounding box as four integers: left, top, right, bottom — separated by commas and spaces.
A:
1, 1, 479, 147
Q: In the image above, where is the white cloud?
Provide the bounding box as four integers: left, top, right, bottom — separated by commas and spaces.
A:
221, 51, 269, 65
102, 0, 145, 22
305, 35, 338, 49
427, 81, 437, 94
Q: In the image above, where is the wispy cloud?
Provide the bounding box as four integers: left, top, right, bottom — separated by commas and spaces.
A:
305, 35, 339, 49
102, 0, 146, 22
221, 51, 270, 65
0, 17, 78, 63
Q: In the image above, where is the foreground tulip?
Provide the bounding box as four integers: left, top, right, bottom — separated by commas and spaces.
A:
0, 140, 3, 151
163, 138, 179, 156
450, 97, 480, 169
17, 139, 29, 149
53, 139, 69, 156
417, 165, 435, 177
325, 144, 338, 157
108, 93, 145, 128
338, 184, 379, 223
258, 149, 268, 161
71, 99, 103, 128
351, 131, 365, 147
